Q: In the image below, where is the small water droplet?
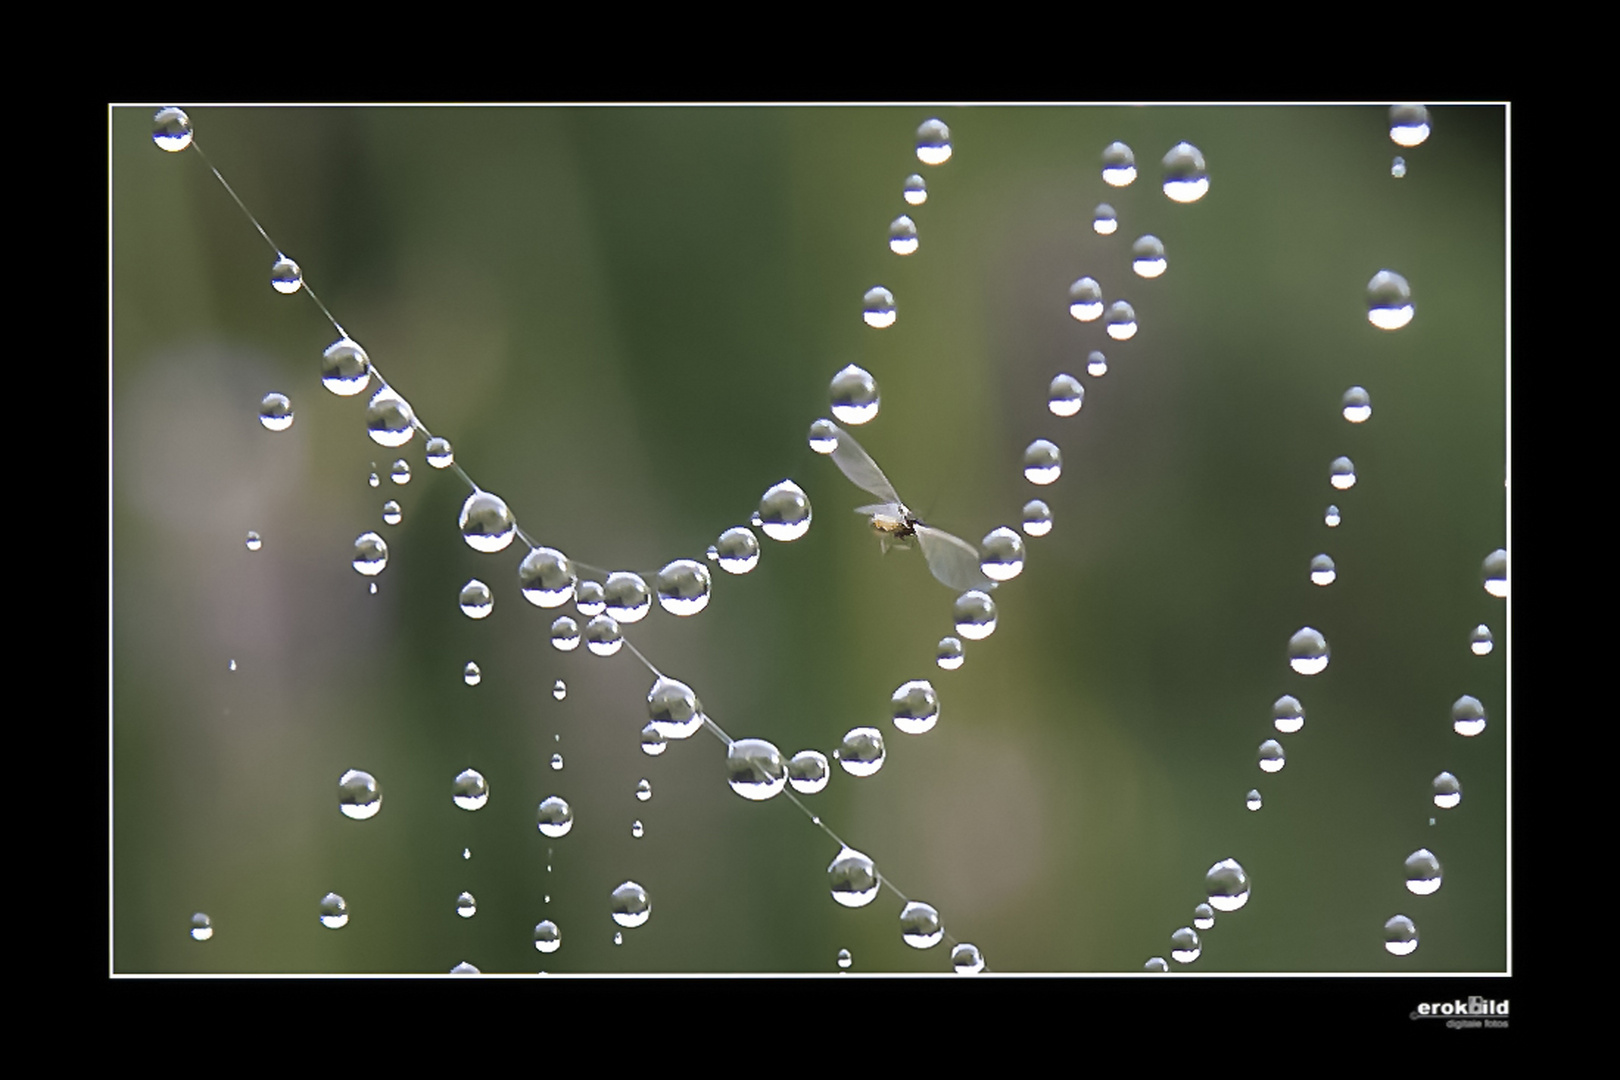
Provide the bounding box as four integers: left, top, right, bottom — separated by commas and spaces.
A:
584, 614, 622, 656
656, 559, 712, 616
862, 285, 896, 328
631, 819, 644, 838
837, 947, 853, 969
1389, 103, 1431, 147
1432, 771, 1462, 809
456, 891, 477, 918
519, 547, 577, 609
936, 636, 964, 670
712, 526, 761, 574
1193, 903, 1215, 930
727, 738, 787, 800
1101, 141, 1136, 186
368, 582, 377, 594
462, 847, 471, 859
1404, 848, 1443, 895
452, 767, 489, 811
1068, 277, 1103, 321
648, 676, 705, 740
321, 337, 372, 397
460, 491, 516, 553
463, 661, 481, 686
1092, 203, 1118, 235
610, 881, 651, 927
459, 579, 493, 619
153, 107, 193, 152
902, 173, 927, 205
1022, 499, 1053, 537
1258, 739, 1285, 773
1482, 549, 1507, 598
550, 752, 564, 770
552, 679, 567, 701
365, 387, 416, 448
1086, 350, 1108, 377
1105, 300, 1138, 340
1287, 627, 1330, 675
352, 533, 388, 576
1205, 858, 1250, 912
757, 480, 812, 541
1309, 553, 1337, 586
1047, 373, 1084, 417
533, 920, 561, 954
808, 418, 839, 455
1469, 624, 1494, 656
228, 659, 236, 671
891, 679, 940, 735
1325, 505, 1341, 527
829, 364, 880, 425
828, 846, 880, 908
425, 436, 454, 469
269, 254, 303, 295
368, 471, 380, 488
1451, 695, 1487, 737
1341, 386, 1372, 423
258, 392, 294, 431
979, 526, 1026, 582
319, 892, 349, 929
1329, 456, 1357, 490
888, 215, 919, 256
1161, 142, 1210, 203
915, 118, 952, 165
1384, 914, 1419, 956
900, 901, 944, 949
635, 778, 652, 802
1144, 956, 1169, 972
1246, 787, 1263, 811
613, 932, 623, 946
549, 616, 580, 652
537, 795, 574, 838
1366, 269, 1414, 330
1023, 439, 1062, 485
837, 727, 886, 777
953, 590, 998, 640
787, 751, 829, 794
450, 961, 480, 973
602, 571, 651, 623
189, 912, 213, 940
1272, 694, 1305, 734
377, 497, 402, 526
1391, 156, 1407, 178
244, 531, 262, 552
951, 943, 985, 974
390, 459, 411, 485
640, 723, 667, 757
1170, 926, 1202, 964
1131, 235, 1167, 278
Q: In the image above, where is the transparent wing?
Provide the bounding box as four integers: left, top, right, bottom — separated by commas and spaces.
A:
854, 502, 904, 518
827, 422, 903, 506
915, 525, 995, 592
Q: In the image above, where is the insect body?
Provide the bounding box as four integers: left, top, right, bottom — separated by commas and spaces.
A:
824, 421, 994, 593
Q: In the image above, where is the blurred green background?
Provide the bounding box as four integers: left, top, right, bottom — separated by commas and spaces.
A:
111, 104, 1506, 973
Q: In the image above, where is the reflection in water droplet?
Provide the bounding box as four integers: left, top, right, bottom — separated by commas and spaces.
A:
1023, 439, 1061, 485
425, 436, 454, 469
952, 943, 985, 974
1404, 848, 1443, 895
837, 727, 886, 777
550, 617, 580, 652
653, 558, 712, 617
980, 526, 1026, 582
1170, 926, 1201, 964
837, 947, 853, 969
603, 571, 651, 623
381, 500, 402, 526
1384, 914, 1419, 956
319, 892, 348, 929
244, 531, 262, 552
459, 579, 493, 619
1342, 385, 1372, 423
1451, 695, 1487, 737
788, 750, 829, 794
712, 526, 761, 574
584, 614, 623, 657
1205, 858, 1250, 912
1273, 695, 1305, 734
648, 676, 705, 740
1329, 456, 1356, 490
1470, 624, 1494, 656
258, 392, 294, 431
1131, 235, 1167, 278
1105, 300, 1138, 340
1022, 499, 1053, 537
828, 847, 880, 908
339, 769, 382, 820
1048, 374, 1084, 417
891, 679, 941, 735
463, 661, 481, 686
1144, 956, 1168, 972
1068, 277, 1103, 321
1366, 270, 1414, 330
520, 547, 577, 609
727, 738, 787, 800
321, 338, 371, 397
270, 254, 303, 294
352, 532, 388, 576
757, 480, 812, 541
189, 912, 212, 940
808, 418, 839, 455
1161, 142, 1210, 203
550, 753, 563, 771
153, 107, 193, 152
537, 796, 574, 838
915, 118, 952, 165
954, 590, 998, 640
1432, 771, 1462, 809
1258, 739, 1286, 773
903, 174, 927, 205
533, 920, 561, 954
862, 286, 896, 328
1092, 203, 1117, 234
1391, 156, 1407, 178
1389, 103, 1431, 147
936, 636, 964, 670
1101, 141, 1136, 186
900, 901, 944, 948
452, 768, 489, 811
1288, 627, 1330, 675
1246, 788, 1263, 811
641, 723, 667, 756
888, 215, 919, 256
1325, 505, 1341, 527
1482, 549, 1507, 598
460, 490, 516, 553
610, 881, 651, 927
365, 387, 415, 448
1310, 553, 1337, 586
456, 891, 477, 918
830, 364, 880, 425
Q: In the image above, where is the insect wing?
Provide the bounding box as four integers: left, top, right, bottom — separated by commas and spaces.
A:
915, 525, 994, 592
827, 423, 903, 506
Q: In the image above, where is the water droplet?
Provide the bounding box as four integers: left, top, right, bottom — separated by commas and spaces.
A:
1199, 863, 1252, 921
888, 215, 919, 256
451, 768, 489, 811
757, 480, 812, 541
979, 526, 1026, 582
269, 254, 303, 295
788, 751, 829, 794
829, 364, 880, 425
382, 500, 402, 526
1470, 624, 1494, 656
915, 118, 952, 165
1068, 277, 1104, 321
808, 418, 839, 455
1287, 627, 1329, 675
1482, 549, 1507, 598
1309, 553, 1337, 586
640, 722, 667, 756
1161, 141, 1210, 203
655, 559, 712, 616
1451, 695, 1487, 737
243, 530, 262, 552
584, 614, 622, 657
462, 847, 471, 860
153, 107, 193, 152
1105, 300, 1138, 340
1192, 903, 1216, 931
891, 679, 940, 735
1170, 926, 1201, 964
425, 436, 454, 469
228, 659, 237, 671
368, 583, 377, 594
953, 590, 998, 640
648, 676, 705, 740
368, 471, 380, 488
513, 547, 575, 609
635, 778, 652, 802
1366, 270, 1414, 330
533, 920, 561, 954
549, 616, 580, 651
319, 892, 348, 929
450, 961, 480, 973
951, 943, 985, 974
1143, 956, 1168, 972
1433, 771, 1462, 809
1023, 439, 1061, 485
352, 533, 388, 576
1325, 505, 1341, 527
936, 636, 964, 670
456, 891, 477, 918
321, 337, 372, 397
612, 932, 623, 946
902, 173, 927, 205
364, 388, 417, 447
610, 881, 651, 928
1086, 350, 1108, 377
1131, 235, 1167, 278
1258, 739, 1285, 773
1246, 788, 1263, 811
258, 392, 294, 431
1101, 141, 1136, 186
1329, 456, 1356, 490
900, 901, 943, 949
552, 679, 567, 701
458, 579, 493, 619
1047, 374, 1084, 417
1389, 103, 1431, 147
837, 727, 886, 777
837, 947, 853, 969
1383, 914, 1419, 956
1092, 203, 1118, 235
631, 819, 644, 838
828, 847, 880, 908
1391, 156, 1407, 178
390, 459, 411, 484
1272, 694, 1305, 734
601, 571, 650, 623
1022, 499, 1053, 537
463, 661, 481, 686
712, 526, 761, 574
1341, 386, 1372, 423
726, 738, 787, 800
862, 286, 896, 329
459, 491, 516, 553
536, 795, 574, 838
550, 752, 564, 770
189, 912, 213, 940
1404, 848, 1443, 895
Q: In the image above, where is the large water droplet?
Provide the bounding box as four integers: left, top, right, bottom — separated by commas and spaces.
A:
1101, 141, 1136, 186
463, 661, 481, 686
900, 901, 943, 949
153, 107, 193, 152
888, 215, 919, 256
1170, 926, 1202, 964
425, 436, 454, 469
1022, 499, 1053, 537
352, 533, 388, 576
382, 500, 402, 526
270, 254, 303, 295
459, 491, 516, 553
648, 676, 705, 740
584, 614, 623, 657
549, 616, 580, 651
1404, 848, 1443, 895
1272, 694, 1305, 734
610, 881, 651, 927
830, 364, 880, 425
788, 750, 830, 794
915, 118, 952, 165
1383, 914, 1419, 956
319, 892, 349, 929
1023, 439, 1061, 485
533, 920, 561, 954
1366, 270, 1414, 330
656, 559, 712, 616
1205, 858, 1250, 912
1161, 141, 1209, 203
711, 526, 761, 574
321, 338, 372, 397
1389, 103, 1431, 147
936, 636, 964, 670
1131, 235, 1167, 278
902, 173, 927, 205
456, 891, 477, 918
1482, 549, 1507, 598
726, 738, 787, 800
1451, 695, 1487, 737
828, 847, 880, 908
979, 526, 1026, 582
952, 943, 985, 973
891, 679, 940, 735
1288, 627, 1330, 675
837, 727, 886, 777
520, 547, 577, 608
862, 286, 896, 329
1105, 300, 1138, 340
1470, 624, 1494, 656
536, 795, 574, 838
1068, 277, 1103, 321
258, 392, 293, 431
953, 590, 998, 640
603, 571, 651, 623
757, 480, 812, 541
1258, 739, 1285, 773
1086, 350, 1108, 377
459, 579, 493, 619
1342, 385, 1372, 423
1047, 374, 1084, 417
338, 769, 382, 820
1309, 553, 1337, 586
452, 767, 489, 811
1432, 771, 1462, 809
1092, 203, 1118, 235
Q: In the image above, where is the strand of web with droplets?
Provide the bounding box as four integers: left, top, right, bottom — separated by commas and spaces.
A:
150, 105, 970, 972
